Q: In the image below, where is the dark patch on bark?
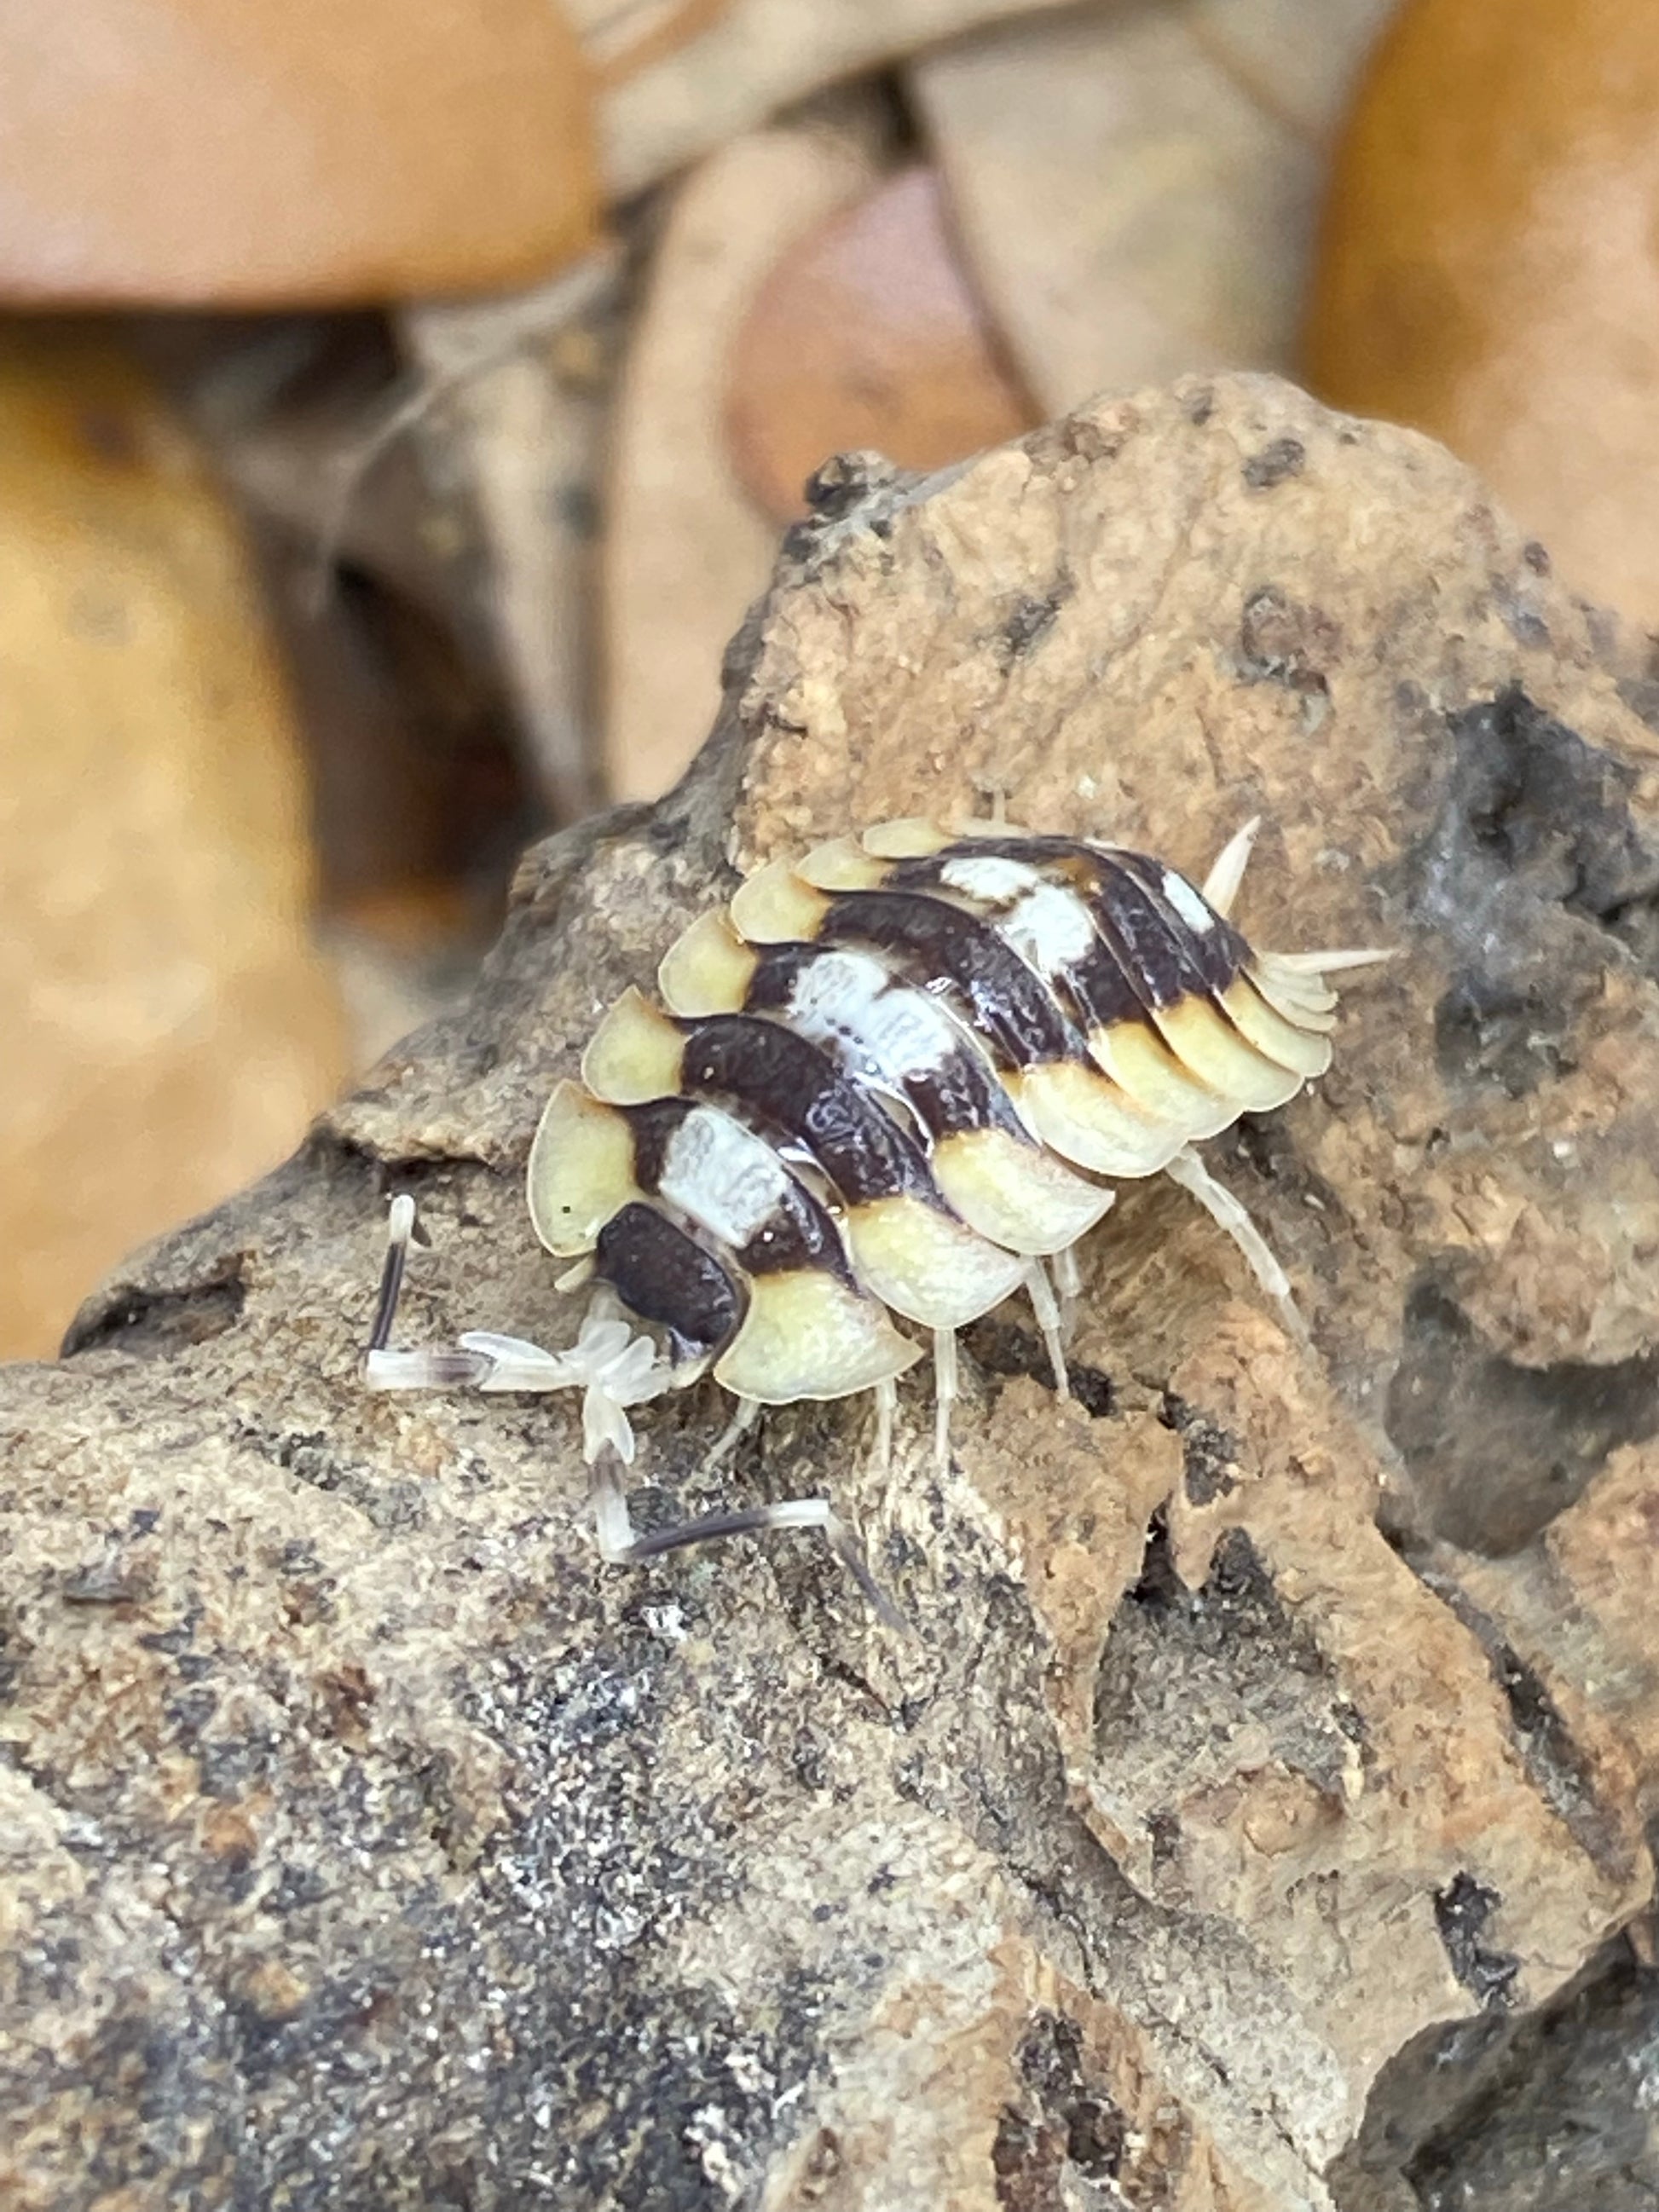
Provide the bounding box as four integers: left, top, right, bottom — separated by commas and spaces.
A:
1433, 687, 1659, 954
1433, 1873, 1521, 2012
963, 1317, 1113, 1417
1238, 583, 1340, 700
1616, 672, 1659, 736
234, 1417, 435, 1532
994, 2011, 1127, 2210
1161, 1394, 1240, 1504
1402, 1939, 1659, 2212
997, 577, 1072, 665
1242, 436, 1306, 489
1406, 689, 1659, 1104
1490, 581, 1551, 651
800, 448, 908, 521
1432, 970, 1574, 1096
1147, 1806, 1182, 1871
1098, 1525, 1355, 1805
1333, 1936, 1658, 2210
1055, 414, 1133, 466
1404, 1558, 1629, 1883
1125, 1507, 1182, 1609
1385, 1279, 1659, 1554
61, 1267, 247, 1359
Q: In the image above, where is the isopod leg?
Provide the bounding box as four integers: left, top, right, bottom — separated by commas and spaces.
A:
1162, 1145, 1307, 1342
1051, 1242, 1083, 1332
702, 1393, 762, 1476
362, 1196, 582, 1394
869, 1372, 896, 1486
933, 1326, 958, 1476
1024, 1261, 1072, 1399
591, 1444, 905, 1631
363, 1194, 497, 1390
362, 1198, 904, 1626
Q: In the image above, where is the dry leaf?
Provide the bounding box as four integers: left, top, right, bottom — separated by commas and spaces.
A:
727, 165, 1036, 523
603, 125, 879, 803
1306, 0, 1659, 625
0, 0, 598, 304
598, 0, 1069, 196
912, 0, 1394, 413
0, 328, 348, 1354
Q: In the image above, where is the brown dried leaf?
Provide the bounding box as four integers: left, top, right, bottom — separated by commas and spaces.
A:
0, 0, 598, 305
727, 165, 1037, 524
604, 126, 879, 802
0, 329, 348, 1356
598, 0, 1069, 196
1306, 0, 1659, 625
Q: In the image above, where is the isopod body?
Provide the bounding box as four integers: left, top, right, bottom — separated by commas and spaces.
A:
364, 812, 1377, 1612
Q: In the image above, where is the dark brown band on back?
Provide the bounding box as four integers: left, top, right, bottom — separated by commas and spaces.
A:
680, 1014, 939, 1209
890, 835, 1248, 1012
742, 944, 1037, 1146
816, 889, 1084, 1066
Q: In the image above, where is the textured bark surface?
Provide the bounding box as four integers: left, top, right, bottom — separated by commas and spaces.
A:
8, 374, 1659, 2211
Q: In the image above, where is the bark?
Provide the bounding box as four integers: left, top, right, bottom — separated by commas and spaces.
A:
8, 374, 1659, 2212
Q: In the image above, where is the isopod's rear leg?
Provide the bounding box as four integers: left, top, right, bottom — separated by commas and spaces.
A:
1162, 1145, 1307, 1342
932, 1327, 957, 1476
1051, 1242, 1083, 1333
872, 1373, 898, 1484
1023, 1261, 1072, 1398
591, 1444, 905, 1631
702, 1392, 761, 1476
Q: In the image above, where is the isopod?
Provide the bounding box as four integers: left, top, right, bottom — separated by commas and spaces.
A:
364, 815, 1382, 1616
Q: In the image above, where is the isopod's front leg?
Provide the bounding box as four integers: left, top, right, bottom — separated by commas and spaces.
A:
361, 1198, 904, 1626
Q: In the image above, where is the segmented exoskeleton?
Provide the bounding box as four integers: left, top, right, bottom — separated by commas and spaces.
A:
365, 815, 1380, 1617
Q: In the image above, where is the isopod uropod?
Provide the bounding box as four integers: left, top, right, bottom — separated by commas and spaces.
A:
364, 814, 1382, 1616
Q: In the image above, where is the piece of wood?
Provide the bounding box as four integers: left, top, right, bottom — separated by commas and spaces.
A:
0, 0, 598, 305
603, 125, 879, 803
727, 165, 1036, 523
9, 373, 1659, 2207
1306, 0, 1659, 627
0, 328, 348, 1356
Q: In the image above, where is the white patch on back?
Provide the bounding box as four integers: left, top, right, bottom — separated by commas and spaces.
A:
659, 1105, 790, 1245
939, 853, 1037, 904
786, 950, 954, 1079
1003, 883, 1098, 974
942, 853, 1099, 976
1162, 869, 1216, 935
